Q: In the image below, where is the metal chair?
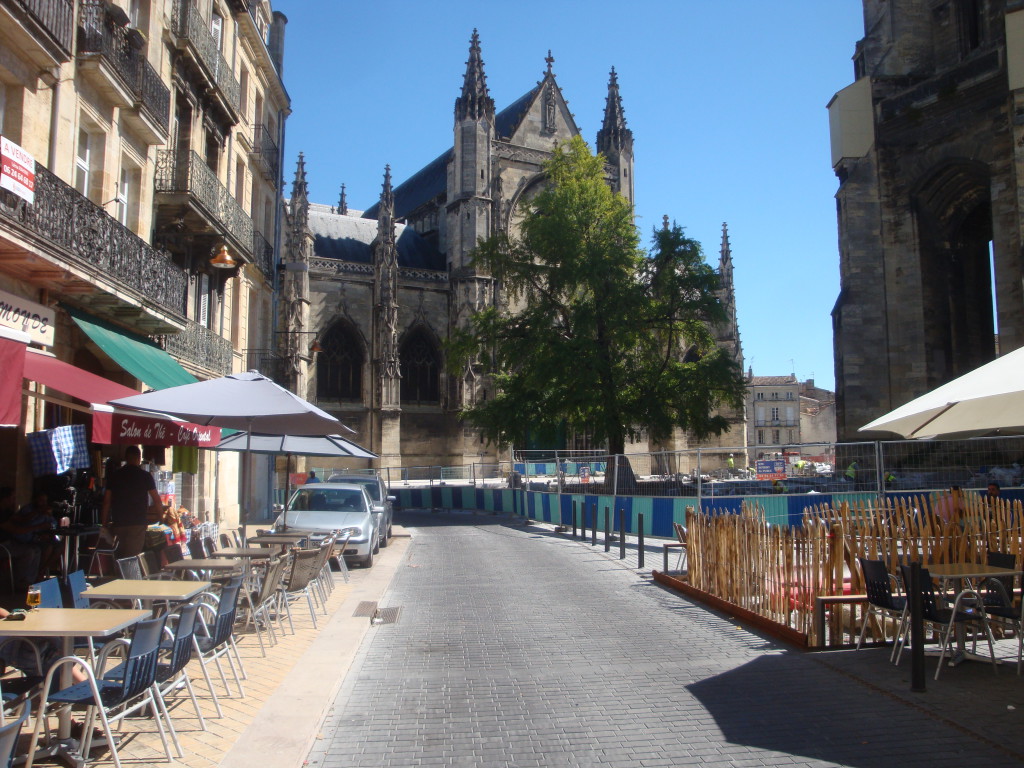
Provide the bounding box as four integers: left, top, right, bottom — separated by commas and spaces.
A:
0, 700, 30, 767
245, 555, 289, 656
28, 578, 61, 609
855, 558, 907, 659
25, 616, 174, 768
279, 548, 322, 630
157, 602, 207, 731
192, 576, 247, 717
895, 563, 998, 680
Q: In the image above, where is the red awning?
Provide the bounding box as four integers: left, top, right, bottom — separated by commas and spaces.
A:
0, 332, 28, 427
22, 351, 220, 447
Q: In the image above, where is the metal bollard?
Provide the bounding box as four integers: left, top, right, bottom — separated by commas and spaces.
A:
591, 503, 597, 546
619, 509, 626, 559
910, 561, 925, 692
572, 500, 577, 539
604, 507, 610, 552
637, 513, 644, 568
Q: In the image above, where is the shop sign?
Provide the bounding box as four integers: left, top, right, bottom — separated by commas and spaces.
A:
0, 288, 53, 346
0, 136, 35, 203
756, 459, 787, 481
92, 408, 220, 447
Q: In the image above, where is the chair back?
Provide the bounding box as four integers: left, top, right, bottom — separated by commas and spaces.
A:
203, 536, 217, 555
112, 616, 166, 705
986, 550, 1017, 593
673, 522, 687, 546
231, 529, 244, 548
140, 550, 161, 577
29, 577, 62, 608
208, 576, 244, 648
900, 564, 943, 622
860, 558, 900, 611
285, 548, 320, 591
164, 544, 184, 564
256, 556, 287, 606
219, 533, 233, 549
187, 538, 207, 560
161, 602, 201, 680
66, 569, 91, 609
0, 701, 30, 768
116, 556, 144, 580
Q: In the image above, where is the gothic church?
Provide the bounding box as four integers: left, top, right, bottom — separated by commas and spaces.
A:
279, 31, 744, 469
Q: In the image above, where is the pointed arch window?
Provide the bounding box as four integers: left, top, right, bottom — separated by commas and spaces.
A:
317, 321, 363, 401
400, 328, 440, 405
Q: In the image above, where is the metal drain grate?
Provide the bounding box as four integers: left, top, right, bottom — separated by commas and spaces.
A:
353, 601, 377, 617
375, 606, 401, 624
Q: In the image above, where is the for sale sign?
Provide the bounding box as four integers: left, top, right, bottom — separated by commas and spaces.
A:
755, 459, 787, 481
1, 136, 35, 203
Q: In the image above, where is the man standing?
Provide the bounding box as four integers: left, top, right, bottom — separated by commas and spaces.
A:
101, 446, 161, 558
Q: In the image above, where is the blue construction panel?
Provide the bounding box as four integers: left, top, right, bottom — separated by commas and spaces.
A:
651, 498, 676, 537
559, 495, 574, 525
491, 489, 503, 512
703, 497, 743, 516
612, 499, 633, 534
541, 494, 553, 522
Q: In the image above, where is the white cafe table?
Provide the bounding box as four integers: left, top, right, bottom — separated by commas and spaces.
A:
0, 607, 149, 753
81, 579, 211, 611
210, 547, 273, 560
162, 559, 241, 578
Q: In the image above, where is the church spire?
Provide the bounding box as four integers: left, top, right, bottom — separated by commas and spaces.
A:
290, 153, 309, 229
455, 29, 494, 121
377, 165, 395, 245
720, 221, 732, 267
596, 67, 632, 157
338, 183, 348, 216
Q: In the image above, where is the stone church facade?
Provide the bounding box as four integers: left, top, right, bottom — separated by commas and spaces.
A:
830, 1, 1024, 440
279, 32, 745, 469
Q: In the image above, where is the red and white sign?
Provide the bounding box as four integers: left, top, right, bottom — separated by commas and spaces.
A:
92, 409, 220, 448
0, 137, 35, 204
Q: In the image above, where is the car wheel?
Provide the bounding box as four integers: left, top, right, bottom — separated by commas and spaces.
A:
380, 527, 389, 548
362, 547, 374, 568
373, 536, 380, 554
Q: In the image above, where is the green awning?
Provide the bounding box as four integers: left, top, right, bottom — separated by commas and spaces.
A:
65, 306, 198, 391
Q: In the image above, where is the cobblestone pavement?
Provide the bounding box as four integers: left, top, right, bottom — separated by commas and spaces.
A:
307, 510, 1024, 768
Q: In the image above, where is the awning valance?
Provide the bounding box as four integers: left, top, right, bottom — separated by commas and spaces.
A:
22, 351, 219, 447
0, 327, 29, 427
65, 305, 198, 390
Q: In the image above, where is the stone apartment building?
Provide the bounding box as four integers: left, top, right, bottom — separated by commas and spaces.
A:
0, 0, 288, 522
829, 0, 1024, 440
277, 32, 746, 471
746, 372, 837, 459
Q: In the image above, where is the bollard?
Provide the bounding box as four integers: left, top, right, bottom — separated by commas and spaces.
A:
591, 504, 597, 546
619, 509, 626, 559
637, 513, 644, 568
572, 500, 578, 539
604, 507, 610, 552
910, 561, 925, 692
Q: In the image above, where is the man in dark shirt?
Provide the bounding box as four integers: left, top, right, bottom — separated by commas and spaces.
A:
101, 446, 161, 558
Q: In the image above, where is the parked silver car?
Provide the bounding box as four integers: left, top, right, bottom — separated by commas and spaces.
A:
327, 474, 394, 549
274, 483, 380, 567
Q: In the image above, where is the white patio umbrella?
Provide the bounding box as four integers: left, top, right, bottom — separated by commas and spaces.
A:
859, 347, 1024, 439
214, 432, 378, 527
109, 371, 349, 527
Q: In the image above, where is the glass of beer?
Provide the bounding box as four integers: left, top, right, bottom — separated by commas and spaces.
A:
25, 586, 41, 610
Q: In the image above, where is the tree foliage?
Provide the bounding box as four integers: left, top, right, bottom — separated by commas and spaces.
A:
449, 135, 745, 455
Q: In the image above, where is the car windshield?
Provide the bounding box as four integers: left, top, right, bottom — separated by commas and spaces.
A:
331, 478, 381, 501
288, 488, 365, 512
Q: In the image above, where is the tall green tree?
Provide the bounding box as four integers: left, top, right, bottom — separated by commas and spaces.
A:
450, 135, 745, 456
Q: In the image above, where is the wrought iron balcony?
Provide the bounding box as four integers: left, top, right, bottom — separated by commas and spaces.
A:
171, 0, 241, 120
245, 348, 287, 385
0, 0, 74, 63
0, 164, 187, 324
251, 123, 280, 186
252, 230, 274, 278
76, 0, 170, 138
160, 318, 232, 376
155, 149, 253, 258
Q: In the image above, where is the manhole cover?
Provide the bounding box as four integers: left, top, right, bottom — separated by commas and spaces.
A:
353, 601, 377, 617
375, 606, 401, 625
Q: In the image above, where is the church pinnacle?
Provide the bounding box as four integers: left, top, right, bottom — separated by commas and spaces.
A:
338, 183, 348, 216
291, 152, 309, 206
455, 29, 494, 121
597, 67, 632, 156
377, 165, 395, 243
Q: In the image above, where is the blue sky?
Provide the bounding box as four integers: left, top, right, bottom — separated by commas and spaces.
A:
271, 1, 865, 391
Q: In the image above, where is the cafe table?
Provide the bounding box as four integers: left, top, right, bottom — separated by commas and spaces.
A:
81, 579, 211, 612
211, 547, 274, 560
247, 534, 307, 546
162, 559, 241, 582
926, 561, 1023, 665
0, 607, 149, 756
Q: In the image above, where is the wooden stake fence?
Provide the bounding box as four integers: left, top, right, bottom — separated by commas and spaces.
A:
685, 493, 1024, 646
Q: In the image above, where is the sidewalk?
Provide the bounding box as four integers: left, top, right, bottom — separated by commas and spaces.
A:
41, 531, 411, 768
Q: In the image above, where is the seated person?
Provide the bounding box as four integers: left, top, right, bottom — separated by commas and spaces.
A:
0, 491, 57, 589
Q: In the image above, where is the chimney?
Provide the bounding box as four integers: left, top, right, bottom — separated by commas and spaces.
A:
268, 11, 287, 76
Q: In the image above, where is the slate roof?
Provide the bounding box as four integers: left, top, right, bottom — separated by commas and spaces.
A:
748, 375, 798, 387
307, 204, 445, 271
363, 86, 540, 221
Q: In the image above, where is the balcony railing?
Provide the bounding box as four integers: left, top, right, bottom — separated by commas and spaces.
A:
245, 348, 286, 385
171, 0, 240, 117
0, 164, 187, 317
252, 123, 279, 186
77, 0, 170, 132
252, 230, 274, 277
2, 0, 74, 58
155, 149, 253, 256
754, 421, 800, 428
160, 317, 232, 375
